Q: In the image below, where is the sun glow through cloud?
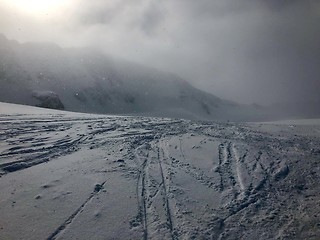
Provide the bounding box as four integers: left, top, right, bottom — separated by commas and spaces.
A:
5, 0, 66, 15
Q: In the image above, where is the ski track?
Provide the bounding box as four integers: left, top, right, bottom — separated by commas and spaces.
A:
134, 145, 149, 240
1, 112, 319, 239
47, 181, 107, 240
132, 137, 178, 240
157, 138, 175, 239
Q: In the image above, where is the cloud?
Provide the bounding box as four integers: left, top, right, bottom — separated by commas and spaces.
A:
0, 0, 320, 104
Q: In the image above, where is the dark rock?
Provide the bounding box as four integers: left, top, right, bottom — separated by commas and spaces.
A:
32, 91, 64, 110
94, 183, 103, 192
274, 165, 289, 181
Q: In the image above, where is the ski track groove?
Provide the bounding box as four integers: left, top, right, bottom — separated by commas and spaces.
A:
134, 145, 149, 240
0, 135, 86, 175
217, 142, 237, 192
133, 135, 180, 240
157, 139, 175, 239
232, 144, 246, 192
46, 181, 107, 240
217, 143, 225, 191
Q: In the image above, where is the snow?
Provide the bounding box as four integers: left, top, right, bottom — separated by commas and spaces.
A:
262, 118, 320, 125
0, 101, 64, 115
0, 102, 320, 239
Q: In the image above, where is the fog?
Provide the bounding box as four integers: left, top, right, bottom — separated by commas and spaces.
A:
1, 0, 320, 105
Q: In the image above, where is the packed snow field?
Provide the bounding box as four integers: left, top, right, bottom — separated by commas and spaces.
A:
0, 103, 319, 239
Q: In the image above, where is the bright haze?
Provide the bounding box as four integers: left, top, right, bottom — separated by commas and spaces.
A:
1, 0, 319, 105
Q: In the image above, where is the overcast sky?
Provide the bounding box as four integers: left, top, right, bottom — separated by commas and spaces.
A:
1, 0, 320, 105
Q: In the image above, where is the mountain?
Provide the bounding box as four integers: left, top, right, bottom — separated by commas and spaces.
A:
0, 34, 264, 121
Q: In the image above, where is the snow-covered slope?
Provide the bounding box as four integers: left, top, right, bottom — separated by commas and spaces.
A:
0, 102, 319, 239
0, 34, 264, 121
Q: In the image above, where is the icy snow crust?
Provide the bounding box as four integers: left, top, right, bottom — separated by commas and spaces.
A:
0, 102, 319, 239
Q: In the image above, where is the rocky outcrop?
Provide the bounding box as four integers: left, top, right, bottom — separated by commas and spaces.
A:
32, 91, 64, 110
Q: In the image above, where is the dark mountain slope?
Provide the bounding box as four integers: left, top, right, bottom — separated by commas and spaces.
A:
0, 34, 264, 121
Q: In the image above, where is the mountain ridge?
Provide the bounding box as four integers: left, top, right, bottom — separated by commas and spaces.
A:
0, 33, 264, 121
